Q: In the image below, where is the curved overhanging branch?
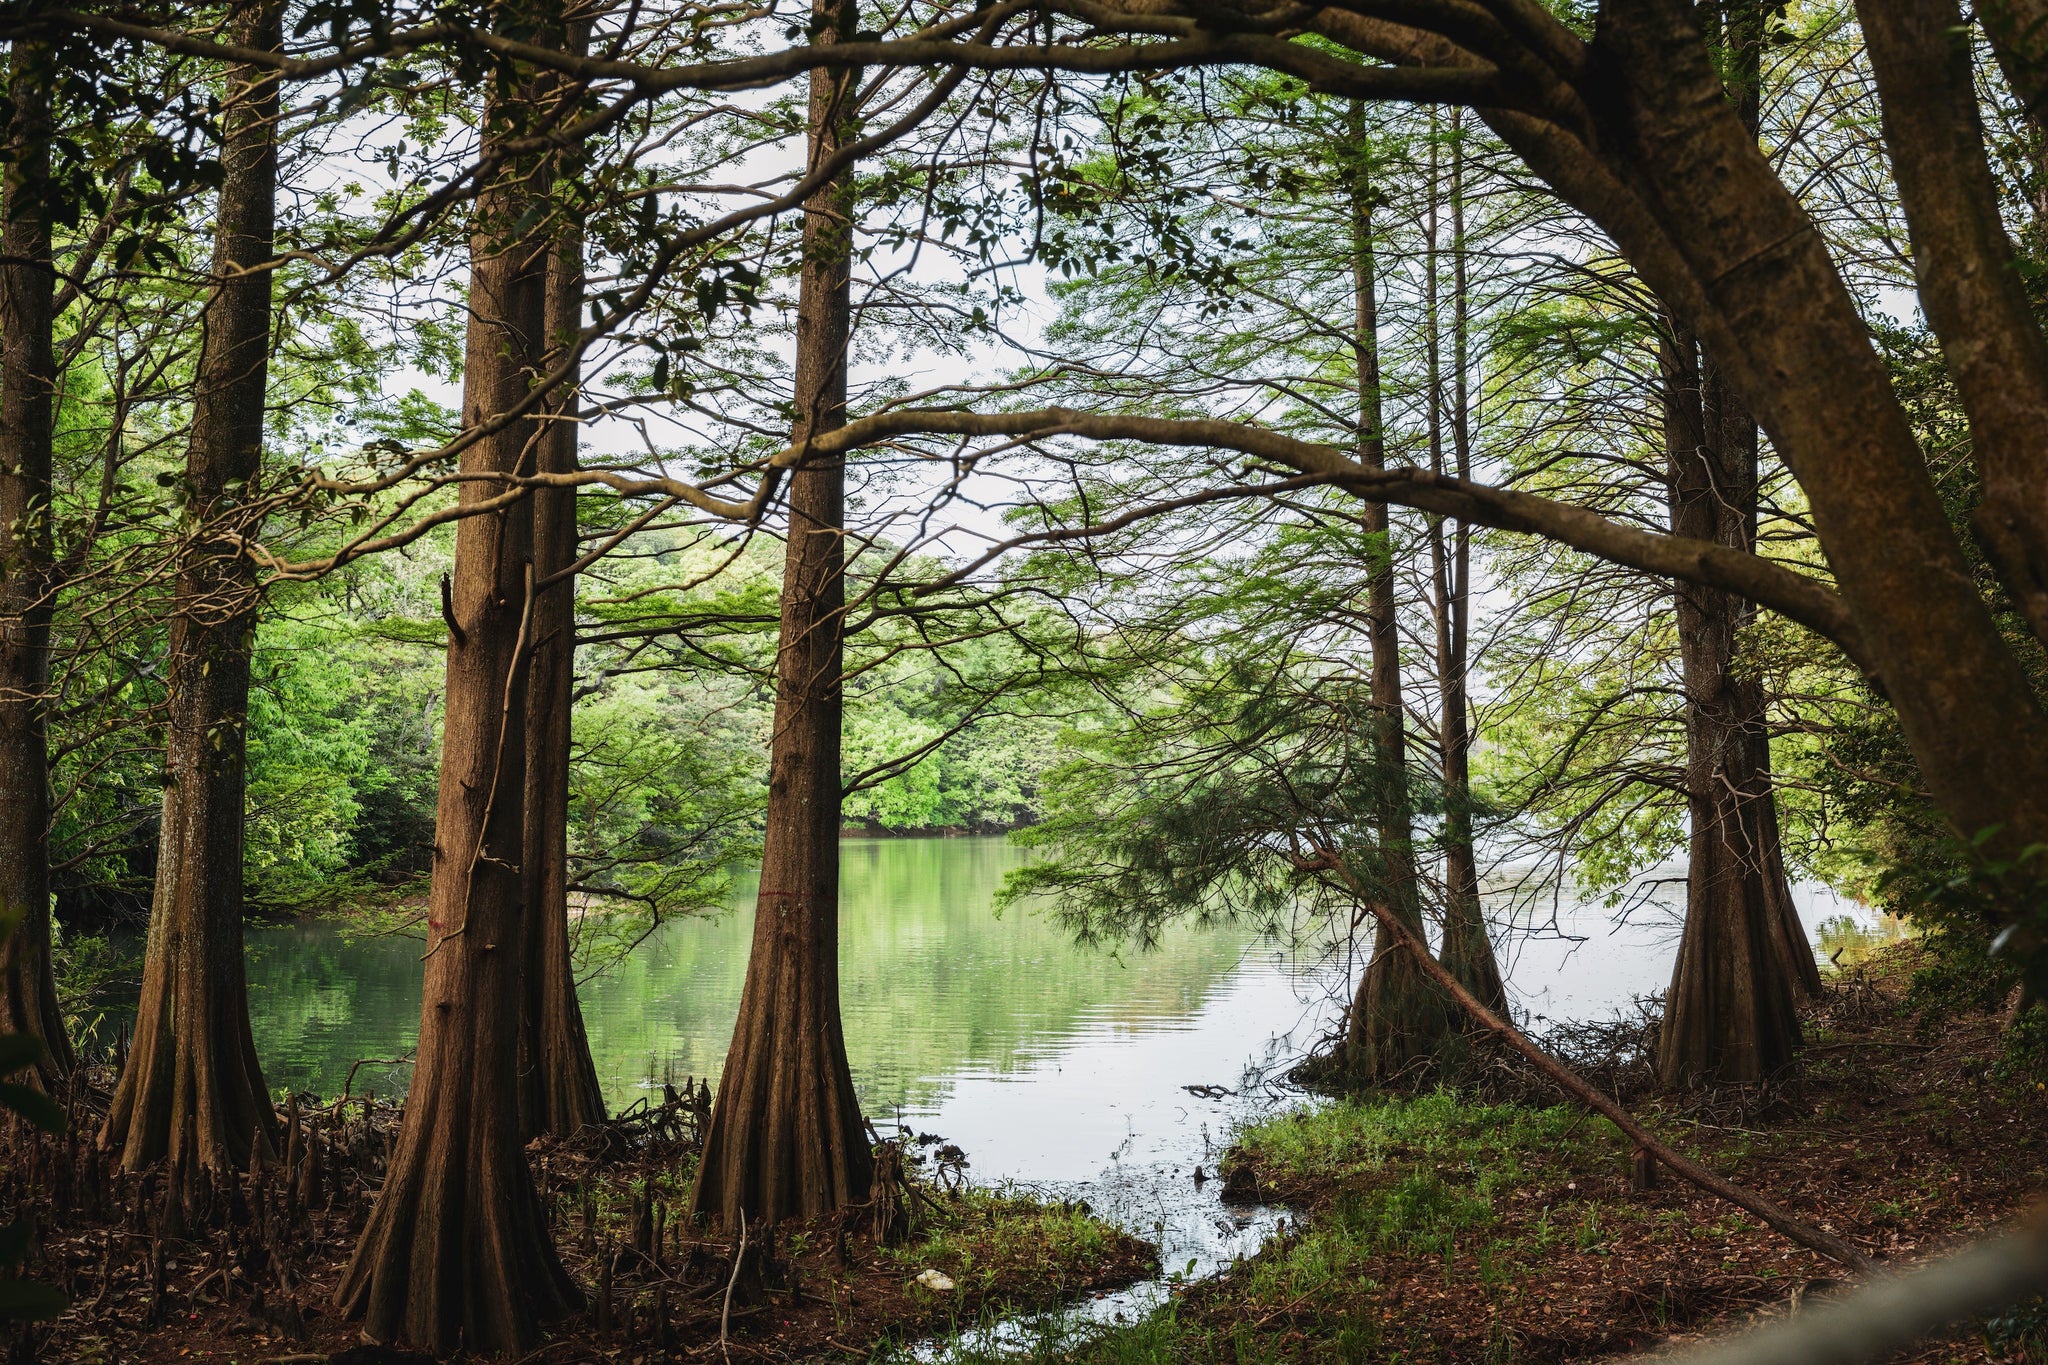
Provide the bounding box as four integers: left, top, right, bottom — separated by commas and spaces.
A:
786, 405, 1874, 676
31, 6, 1502, 106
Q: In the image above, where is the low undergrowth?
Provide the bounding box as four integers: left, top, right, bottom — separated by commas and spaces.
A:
10, 1077, 1155, 1365
952, 945, 2048, 1365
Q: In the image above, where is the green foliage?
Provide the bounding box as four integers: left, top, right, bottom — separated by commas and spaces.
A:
884, 1187, 1145, 1299
1003, 514, 1442, 958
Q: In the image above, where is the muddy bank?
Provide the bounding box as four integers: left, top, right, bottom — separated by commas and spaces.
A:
7, 1079, 1155, 1364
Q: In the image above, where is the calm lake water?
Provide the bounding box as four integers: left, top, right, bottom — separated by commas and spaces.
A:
235, 835, 1866, 1115
213, 833, 1871, 1337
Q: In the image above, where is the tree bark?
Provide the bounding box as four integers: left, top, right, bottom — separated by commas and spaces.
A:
1859, 0, 2048, 658
335, 62, 580, 1355
1654, 5, 1819, 1088
689, 0, 873, 1228
517, 21, 606, 1142
1430, 111, 1506, 1015
1341, 119, 1453, 1080
0, 40, 71, 1090
99, 2, 282, 1188
1981, 0, 2048, 145
1657, 321, 1805, 1087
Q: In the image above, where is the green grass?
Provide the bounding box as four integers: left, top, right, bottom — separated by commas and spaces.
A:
886, 1187, 1153, 1300
934, 1090, 1623, 1364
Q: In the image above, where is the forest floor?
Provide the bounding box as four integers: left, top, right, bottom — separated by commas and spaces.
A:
15, 1085, 1154, 1365
948, 942, 2048, 1365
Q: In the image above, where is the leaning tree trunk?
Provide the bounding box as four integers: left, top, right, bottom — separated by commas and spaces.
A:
0, 41, 71, 1089
1341, 123, 1452, 1082
1657, 322, 1805, 1088
689, 1, 873, 1228
100, 4, 283, 1194
335, 71, 580, 1356
517, 22, 606, 1141
1432, 114, 1507, 1014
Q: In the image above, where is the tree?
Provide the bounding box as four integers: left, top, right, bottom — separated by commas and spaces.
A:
1656, 1, 1821, 1088
1425, 107, 1507, 1015
689, 0, 874, 1226
518, 20, 607, 1141
335, 38, 581, 1351
98, 0, 284, 1195
1655, 315, 1805, 1084
0, 39, 72, 1090
1342, 110, 1454, 1081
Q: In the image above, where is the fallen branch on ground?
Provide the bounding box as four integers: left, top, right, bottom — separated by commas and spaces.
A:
1310, 851, 1876, 1275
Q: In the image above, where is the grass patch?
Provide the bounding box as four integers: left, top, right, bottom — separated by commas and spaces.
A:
944, 1090, 1625, 1364
887, 1187, 1156, 1300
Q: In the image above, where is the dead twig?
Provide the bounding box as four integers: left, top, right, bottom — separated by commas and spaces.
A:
720, 1208, 748, 1363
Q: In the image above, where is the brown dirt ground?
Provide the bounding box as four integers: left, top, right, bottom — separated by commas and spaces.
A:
1195, 944, 2048, 1364
9, 1095, 1154, 1365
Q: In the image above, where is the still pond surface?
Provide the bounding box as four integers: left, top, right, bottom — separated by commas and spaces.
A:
227, 834, 1872, 1334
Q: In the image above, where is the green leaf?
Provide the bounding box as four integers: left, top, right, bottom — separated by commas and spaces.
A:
0, 1278, 67, 1322
0, 1083, 64, 1135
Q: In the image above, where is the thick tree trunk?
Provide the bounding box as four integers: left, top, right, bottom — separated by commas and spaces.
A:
1704, 361, 1822, 1005
1861, 0, 2048, 659
335, 73, 580, 1355
1432, 115, 1507, 1014
1655, 6, 1818, 1087
688, 4, 873, 1227
0, 42, 70, 1090
517, 24, 606, 1141
1341, 131, 1452, 1080
99, 4, 282, 1188
1657, 323, 1805, 1087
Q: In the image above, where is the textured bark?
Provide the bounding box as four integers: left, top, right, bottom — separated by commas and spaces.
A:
0, 41, 71, 1088
517, 23, 606, 1142
1860, 0, 2048, 659
1430, 116, 1506, 1015
1981, 0, 2048, 122
689, 0, 873, 1226
1341, 134, 1453, 1080
335, 69, 580, 1354
1657, 323, 1805, 1088
99, 3, 282, 1185
1654, 5, 1819, 1087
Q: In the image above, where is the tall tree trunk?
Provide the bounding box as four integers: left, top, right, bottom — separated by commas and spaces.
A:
0, 40, 71, 1088
688, 0, 872, 1227
99, 2, 282, 1191
1657, 3, 1817, 1088
1657, 320, 1805, 1088
1431, 110, 1507, 1014
1341, 112, 1452, 1081
517, 20, 606, 1141
335, 62, 580, 1355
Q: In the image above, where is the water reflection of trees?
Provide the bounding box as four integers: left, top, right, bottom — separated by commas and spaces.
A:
231, 838, 1261, 1110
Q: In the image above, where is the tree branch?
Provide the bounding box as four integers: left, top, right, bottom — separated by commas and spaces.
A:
787, 405, 1874, 675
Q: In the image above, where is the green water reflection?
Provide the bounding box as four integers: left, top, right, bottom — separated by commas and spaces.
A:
242, 836, 1261, 1112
